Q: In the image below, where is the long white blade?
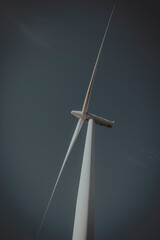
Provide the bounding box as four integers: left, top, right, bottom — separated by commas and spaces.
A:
82, 4, 115, 114
36, 118, 84, 240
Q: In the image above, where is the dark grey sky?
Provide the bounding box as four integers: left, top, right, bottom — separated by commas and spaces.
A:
1, 0, 160, 239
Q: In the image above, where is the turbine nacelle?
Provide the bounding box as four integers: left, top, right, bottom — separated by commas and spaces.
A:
71, 110, 115, 128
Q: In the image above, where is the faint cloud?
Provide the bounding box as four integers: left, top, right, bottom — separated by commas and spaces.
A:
2, 4, 71, 47
124, 146, 160, 167
14, 19, 53, 47
13, 15, 66, 47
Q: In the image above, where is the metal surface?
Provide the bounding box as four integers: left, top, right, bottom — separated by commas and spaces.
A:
72, 119, 95, 240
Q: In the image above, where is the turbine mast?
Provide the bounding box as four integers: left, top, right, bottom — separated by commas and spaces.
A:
72, 119, 95, 240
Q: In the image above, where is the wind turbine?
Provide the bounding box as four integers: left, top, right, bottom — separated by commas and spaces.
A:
36, 4, 115, 240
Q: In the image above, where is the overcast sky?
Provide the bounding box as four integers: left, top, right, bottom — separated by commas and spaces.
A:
1, 0, 160, 239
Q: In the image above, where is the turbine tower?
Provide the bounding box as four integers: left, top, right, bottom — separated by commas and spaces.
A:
36, 4, 115, 240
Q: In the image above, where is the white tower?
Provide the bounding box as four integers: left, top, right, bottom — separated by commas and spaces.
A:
72, 119, 95, 240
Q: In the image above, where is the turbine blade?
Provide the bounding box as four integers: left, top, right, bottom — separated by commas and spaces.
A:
82, 4, 115, 114
35, 118, 84, 240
